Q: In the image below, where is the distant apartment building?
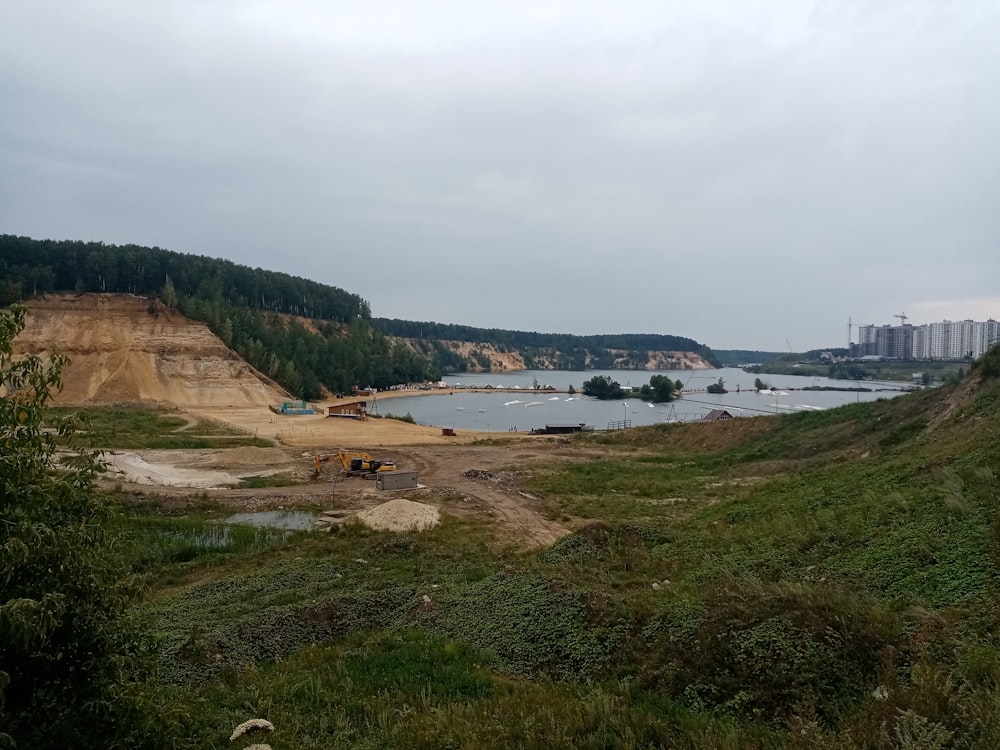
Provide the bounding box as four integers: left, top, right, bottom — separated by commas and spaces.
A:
853, 318, 999, 360
912, 326, 929, 360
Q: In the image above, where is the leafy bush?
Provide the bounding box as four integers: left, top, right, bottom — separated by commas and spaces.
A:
706, 377, 728, 394
582, 375, 626, 400
975, 343, 1000, 378
640, 583, 896, 720
0, 305, 147, 748
385, 411, 416, 424
421, 573, 610, 679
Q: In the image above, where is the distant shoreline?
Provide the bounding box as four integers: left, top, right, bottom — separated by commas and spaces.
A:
334, 387, 574, 406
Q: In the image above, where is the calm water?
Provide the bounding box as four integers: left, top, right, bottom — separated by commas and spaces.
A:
373, 368, 913, 433
222, 510, 315, 530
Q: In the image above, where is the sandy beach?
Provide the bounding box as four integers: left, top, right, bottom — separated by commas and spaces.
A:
189, 389, 538, 448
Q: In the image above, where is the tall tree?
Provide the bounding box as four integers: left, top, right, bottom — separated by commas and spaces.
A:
0, 305, 141, 748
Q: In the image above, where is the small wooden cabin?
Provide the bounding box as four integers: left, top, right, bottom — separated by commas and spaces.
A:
327, 401, 367, 419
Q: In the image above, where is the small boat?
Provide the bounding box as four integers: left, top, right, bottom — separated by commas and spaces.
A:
478, 409, 488, 413
503, 400, 523, 406
525, 401, 544, 407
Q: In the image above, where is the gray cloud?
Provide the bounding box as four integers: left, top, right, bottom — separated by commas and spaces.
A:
2, 0, 997, 349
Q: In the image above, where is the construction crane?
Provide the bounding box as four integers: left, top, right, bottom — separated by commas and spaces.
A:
894, 312, 908, 325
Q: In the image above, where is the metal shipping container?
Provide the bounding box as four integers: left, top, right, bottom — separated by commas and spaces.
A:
376, 470, 419, 491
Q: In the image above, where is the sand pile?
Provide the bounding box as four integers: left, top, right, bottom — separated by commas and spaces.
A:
356, 498, 440, 532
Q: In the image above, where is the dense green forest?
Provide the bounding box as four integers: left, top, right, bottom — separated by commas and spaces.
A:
1, 235, 718, 394
0, 235, 368, 320
0, 235, 438, 397
375, 318, 719, 369
712, 349, 786, 366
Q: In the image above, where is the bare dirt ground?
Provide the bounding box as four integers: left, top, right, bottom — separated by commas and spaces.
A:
187, 404, 510, 447
106, 435, 601, 548
15, 293, 612, 547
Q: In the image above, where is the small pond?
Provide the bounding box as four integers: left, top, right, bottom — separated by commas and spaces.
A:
221, 510, 315, 530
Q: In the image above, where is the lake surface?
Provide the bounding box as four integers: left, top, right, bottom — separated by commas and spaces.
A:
373, 368, 913, 433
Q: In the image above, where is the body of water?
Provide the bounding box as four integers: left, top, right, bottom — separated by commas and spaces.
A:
222, 510, 315, 530
372, 368, 914, 433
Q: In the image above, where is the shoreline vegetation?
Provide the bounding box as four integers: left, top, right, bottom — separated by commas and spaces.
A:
366, 380, 911, 403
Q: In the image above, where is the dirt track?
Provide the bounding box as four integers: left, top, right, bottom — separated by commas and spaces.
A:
16, 294, 593, 547
391, 444, 571, 547
109, 437, 594, 548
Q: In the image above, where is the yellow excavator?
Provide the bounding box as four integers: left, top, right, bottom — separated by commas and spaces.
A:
312, 450, 397, 480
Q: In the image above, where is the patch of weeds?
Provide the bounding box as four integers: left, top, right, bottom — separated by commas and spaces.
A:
343, 630, 494, 699
638, 581, 897, 722
420, 572, 611, 679
879, 417, 928, 447
46, 405, 273, 449
238, 472, 301, 488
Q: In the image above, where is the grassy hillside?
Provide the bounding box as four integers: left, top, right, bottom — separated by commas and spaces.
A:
107, 349, 1000, 748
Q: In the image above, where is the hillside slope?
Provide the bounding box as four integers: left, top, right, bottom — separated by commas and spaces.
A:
395, 337, 713, 373
121, 356, 1000, 749
12, 294, 287, 407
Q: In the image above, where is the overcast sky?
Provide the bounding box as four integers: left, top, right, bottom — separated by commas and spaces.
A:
2, 1, 997, 350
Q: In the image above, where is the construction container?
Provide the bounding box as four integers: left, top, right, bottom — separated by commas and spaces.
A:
376, 470, 418, 491
278, 400, 316, 415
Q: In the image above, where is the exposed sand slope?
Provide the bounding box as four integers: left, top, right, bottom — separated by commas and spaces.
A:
12, 294, 288, 407
105, 452, 240, 488
395, 337, 712, 372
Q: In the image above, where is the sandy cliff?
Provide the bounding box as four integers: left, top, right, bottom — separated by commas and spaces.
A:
396, 338, 713, 372
12, 294, 287, 406
8, 294, 711, 407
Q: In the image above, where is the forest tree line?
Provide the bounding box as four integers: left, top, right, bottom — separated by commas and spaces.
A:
374, 318, 719, 369
1, 235, 717, 394
0, 234, 368, 320
0, 235, 439, 397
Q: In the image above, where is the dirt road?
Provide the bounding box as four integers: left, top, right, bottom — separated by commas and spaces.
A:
391, 445, 571, 548
108, 439, 592, 549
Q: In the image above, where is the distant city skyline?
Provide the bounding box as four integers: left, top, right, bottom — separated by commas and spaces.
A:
853, 317, 999, 361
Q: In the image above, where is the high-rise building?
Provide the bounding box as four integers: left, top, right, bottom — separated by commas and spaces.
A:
912, 326, 929, 360
852, 318, 999, 360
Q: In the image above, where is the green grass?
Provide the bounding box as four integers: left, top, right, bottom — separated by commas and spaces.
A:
377, 411, 416, 424
115, 514, 305, 584
46, 405, 274, 449
237, 472, 302, 488
106, 374, 1000, 748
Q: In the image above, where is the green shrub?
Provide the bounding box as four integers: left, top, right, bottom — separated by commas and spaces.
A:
640, 582, 896, 721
